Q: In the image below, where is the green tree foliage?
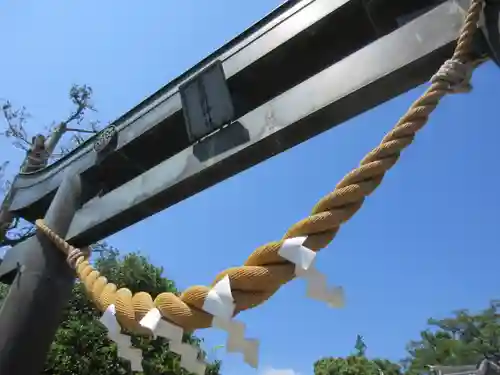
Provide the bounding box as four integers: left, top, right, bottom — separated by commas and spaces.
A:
314, 334, 402, 375
314, 355, 402, 375
3, 242, 499, 375
0, 244, 221, 375
315, 301, 500, 375
404, 301, 500, 375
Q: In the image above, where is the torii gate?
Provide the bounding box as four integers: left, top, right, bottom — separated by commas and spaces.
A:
0, 0, 498, 374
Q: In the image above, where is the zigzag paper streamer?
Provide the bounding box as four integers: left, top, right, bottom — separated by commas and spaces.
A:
99, 305, 144, 372
139, 308, 206, 375
202, 275, 260, 368
278, 236, 345, 307
169, 340, 207, 375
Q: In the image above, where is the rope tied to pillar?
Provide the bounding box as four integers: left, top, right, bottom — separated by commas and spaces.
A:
34, 0, 484, 370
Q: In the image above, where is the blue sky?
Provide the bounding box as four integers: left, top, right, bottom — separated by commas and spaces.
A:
1, 1, 500, 375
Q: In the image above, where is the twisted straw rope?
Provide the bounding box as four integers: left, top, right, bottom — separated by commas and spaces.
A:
35, 0, 484, 334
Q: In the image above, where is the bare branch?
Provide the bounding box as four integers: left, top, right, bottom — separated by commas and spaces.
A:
0, 84, 101, 246
51, 84, 101, 160
0, 101, 31, 151
64, 84, 96, 127
1, 84, 100, 164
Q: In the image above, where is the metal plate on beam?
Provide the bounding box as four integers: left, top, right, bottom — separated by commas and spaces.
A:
180, 61, 235, 142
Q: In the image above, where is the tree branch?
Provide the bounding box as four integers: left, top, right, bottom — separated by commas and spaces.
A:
56, 84, 96, 132
1, 84, 99, 162
0, 101, 31, 151
0, 83, 100, 248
